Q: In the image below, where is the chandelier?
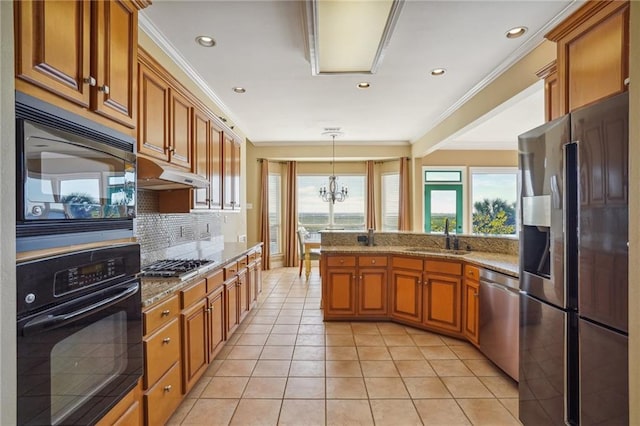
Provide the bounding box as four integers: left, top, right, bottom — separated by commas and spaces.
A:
319, 132, 348, 203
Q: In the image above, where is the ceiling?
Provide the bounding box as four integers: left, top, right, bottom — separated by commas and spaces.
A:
140, 0, 582, 148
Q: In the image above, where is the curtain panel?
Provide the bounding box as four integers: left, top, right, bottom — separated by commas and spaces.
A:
398, 157, 411, 231
366, 160, 376, 230
284, 161, 298, 267
259, 159, 271, 270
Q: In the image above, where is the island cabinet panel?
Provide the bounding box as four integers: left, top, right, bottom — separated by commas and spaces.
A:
324, 269, 357, 316
423, 273, 462, 333
463, 278, 480, 346
390, 269, 423, 323
357, 268, 388, 316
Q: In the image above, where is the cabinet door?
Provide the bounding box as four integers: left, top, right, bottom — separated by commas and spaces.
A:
207, 287, 224, 361
222, 135, 234, 209
210, 125, 223, 209
248, 261, 257, 307
138, 63, 169, 160
15, 0, 91, 107
237, 269, 249, 322
255, 258, 263, 294
193, 108, 210, 209
324, 268, 356, 317
390, 270, 422, 323
232, 140, 241, 209
181, 299, 208, 394
463, 280, 480, 345
423, 273, 462, 333
93, 0, 137, 128
169, 89, 192, 169
225, 279, 239, 336
357, 268, 388, 316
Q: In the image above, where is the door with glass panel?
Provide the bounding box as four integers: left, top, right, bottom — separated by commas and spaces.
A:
424, 184, 463, 233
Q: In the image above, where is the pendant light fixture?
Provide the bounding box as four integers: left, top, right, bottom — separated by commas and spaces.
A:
319, 131, 348, 204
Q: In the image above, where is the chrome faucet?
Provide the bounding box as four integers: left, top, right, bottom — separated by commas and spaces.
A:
444, 218, 451, 249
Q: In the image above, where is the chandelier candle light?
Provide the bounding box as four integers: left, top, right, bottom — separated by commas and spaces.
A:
319, 131, 348, 203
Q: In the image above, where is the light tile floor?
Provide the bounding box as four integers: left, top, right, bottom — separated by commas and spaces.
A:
168, 267, 521, 425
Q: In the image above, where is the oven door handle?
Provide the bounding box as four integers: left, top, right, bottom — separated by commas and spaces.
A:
22, 282, 139, 336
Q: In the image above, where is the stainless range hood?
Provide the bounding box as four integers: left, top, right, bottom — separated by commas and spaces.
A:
137, 156, 209, 190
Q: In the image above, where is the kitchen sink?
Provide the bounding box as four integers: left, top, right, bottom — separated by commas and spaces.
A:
402, 247, 470, 256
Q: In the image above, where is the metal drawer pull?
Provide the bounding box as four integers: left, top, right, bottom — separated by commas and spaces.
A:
162, 337, 171, 344
371, 259, 376, 264
161, 310, 171, 317
164, 385, 172, 392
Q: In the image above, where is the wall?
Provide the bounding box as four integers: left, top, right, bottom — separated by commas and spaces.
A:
629, 1, 639, 423
138, 31, 248, 244
0, 1, 16, 423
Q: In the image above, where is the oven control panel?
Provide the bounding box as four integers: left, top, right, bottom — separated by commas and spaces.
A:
54, 257, 125, 296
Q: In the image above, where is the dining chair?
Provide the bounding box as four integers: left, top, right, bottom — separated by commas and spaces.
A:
297, 227, 321, 277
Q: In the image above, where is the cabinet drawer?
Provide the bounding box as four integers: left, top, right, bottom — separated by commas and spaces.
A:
425, 260, 462, 276
181, 279, 206, 309
144, 318, 180, 388
224, 261, 238, 279
465, 265, 480, 281
143, 294, 179, 336
206, 269, 224, 293
238, 256, 248, 269
327, 256, 356, 267
392, 256, 423, 271
358, 256, 387, 267
144, 361, 182, 426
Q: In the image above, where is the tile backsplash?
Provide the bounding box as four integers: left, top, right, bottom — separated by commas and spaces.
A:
136, 190, 224, 265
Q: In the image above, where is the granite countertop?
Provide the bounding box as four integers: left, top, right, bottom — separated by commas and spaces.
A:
319, 245, 519, 277
141, 242, 263, 307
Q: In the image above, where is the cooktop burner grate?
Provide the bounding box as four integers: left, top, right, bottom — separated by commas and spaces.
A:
140, 259, 215, 280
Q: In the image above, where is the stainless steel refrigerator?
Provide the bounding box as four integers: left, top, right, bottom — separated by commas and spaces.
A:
517, 92, 628, 425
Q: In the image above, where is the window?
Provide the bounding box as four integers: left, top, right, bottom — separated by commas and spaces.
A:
423, 168, 464, 234
268, 173, 281, 254
381, 173, 399, 230
298, 175, 365, 238
470, 168, 518, 235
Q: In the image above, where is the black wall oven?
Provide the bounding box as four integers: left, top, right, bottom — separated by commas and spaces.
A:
17, 244, 142, 426
16, 92, 136, 252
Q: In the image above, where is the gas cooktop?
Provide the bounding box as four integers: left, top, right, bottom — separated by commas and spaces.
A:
140, 258, 216, 281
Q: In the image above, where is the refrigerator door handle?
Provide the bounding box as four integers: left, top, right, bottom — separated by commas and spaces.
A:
563, 141, 579, 310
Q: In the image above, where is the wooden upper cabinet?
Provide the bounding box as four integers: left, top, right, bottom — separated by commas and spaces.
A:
223, 135, 234, 209
193, 108, 210, 209
169, 89, 192, 169
232, 140, 241, 209
546, 0, 629, 114
210, 125, 223, 209
15, 0, 143, 130
92, 0, 138, 127
15, 0, 91, 107
138, 62, 169, 161
537, 61, 561, 122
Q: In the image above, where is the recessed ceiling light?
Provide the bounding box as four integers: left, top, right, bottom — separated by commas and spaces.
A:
506, 27, 527, 39
195, 35, 216, 47
357, 82, 371, 89
232, 87, 246, 94
431, 68, 446, 76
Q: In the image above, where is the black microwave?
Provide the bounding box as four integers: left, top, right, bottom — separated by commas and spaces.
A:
16, 93, 136, 251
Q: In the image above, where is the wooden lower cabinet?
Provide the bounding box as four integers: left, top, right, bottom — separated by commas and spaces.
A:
144, 362, 182, 426
463, 278, 480, 346
225, 277, 239, 336
390, 269, 423, 323
181, 298, 208, 394
423, 273, 462, 333
324, 267, 357, 317
207, 286, 225, 360
238, 267, 249, 322
96, 379, 143, 426
358, 268, 388, 316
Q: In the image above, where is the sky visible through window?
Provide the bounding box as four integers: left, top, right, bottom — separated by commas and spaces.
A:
472, 173, 517, 206
298, 175, 365, 214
